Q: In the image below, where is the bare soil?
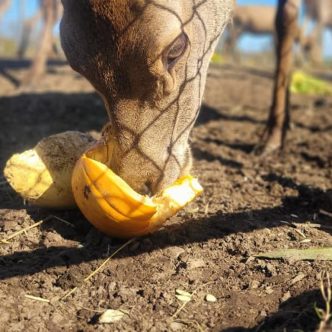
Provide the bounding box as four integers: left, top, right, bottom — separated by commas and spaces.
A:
0, 61, 331, 332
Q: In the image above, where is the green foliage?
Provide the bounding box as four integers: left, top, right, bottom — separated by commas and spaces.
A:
211, 52, 224, 64
291, 70, 332, 96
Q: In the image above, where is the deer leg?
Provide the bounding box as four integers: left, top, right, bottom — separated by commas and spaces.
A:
310, 22, 323, 65
17, 10, 42, 59
258, 0, 300, 154
20, 0, 57, 87
0, 0, 10, 21
230, 26, 242, 63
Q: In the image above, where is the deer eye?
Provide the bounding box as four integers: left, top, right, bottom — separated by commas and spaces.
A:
164, 33, 188, 70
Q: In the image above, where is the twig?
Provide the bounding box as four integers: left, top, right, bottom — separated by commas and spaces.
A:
316, 272, 331, 332
61, 237, 136, 301
50, 215, 75, 228
0, 215, 76, 245
25, 294, 50, 303
294, 228, 306, 238
320, 209, 332, 218
0, 219, 46, 244
298, 223, 332, 231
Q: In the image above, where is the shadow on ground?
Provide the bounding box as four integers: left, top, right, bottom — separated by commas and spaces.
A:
0, 174, 331, 280
0, 87, 331, 330
223, 289, 323, 332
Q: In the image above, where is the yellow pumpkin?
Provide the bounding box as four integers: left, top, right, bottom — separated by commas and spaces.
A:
71, 142, 203, 238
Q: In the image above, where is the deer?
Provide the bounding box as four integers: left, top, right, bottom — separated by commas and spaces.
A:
59, 0, 305, 194
60, 0, 233, 194
302, 0, 332, 64
17, 8, 42, 59
224, 4, 321, 65
0, 0, 61, 85
224, 5, 278, 60
21, 0, 62, 86
0, 0, 10, 22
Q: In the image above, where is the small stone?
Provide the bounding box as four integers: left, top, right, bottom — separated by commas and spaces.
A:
43, 231, 64, 247
250, 280, 260, 289
117, 287, 136, 301
281, 291, 291, 302
260, 310, 267, 317
166, 247, 185, 259
205, 294, 217, 302
170, 321, 185, 331
98, 309, 124, 324
265, 287, 274, 294
245, 256, 255, 263
265, 263, 275, 275
187, 258, 205, 270
291, 273, 305, 285
108, 282, 117, 294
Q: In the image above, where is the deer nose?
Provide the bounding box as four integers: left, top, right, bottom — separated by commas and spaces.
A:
142, 181, 153, 196
163, 74, 176, 95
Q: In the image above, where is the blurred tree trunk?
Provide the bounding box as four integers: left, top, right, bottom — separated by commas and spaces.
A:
17, 10, 41, 59
21, 0, 59, 87
0, 0, 10, 21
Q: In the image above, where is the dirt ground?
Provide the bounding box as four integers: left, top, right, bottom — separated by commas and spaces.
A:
0, 61, 331, 332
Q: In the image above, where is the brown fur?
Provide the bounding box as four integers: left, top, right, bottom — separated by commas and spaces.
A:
60, 0, 233, 194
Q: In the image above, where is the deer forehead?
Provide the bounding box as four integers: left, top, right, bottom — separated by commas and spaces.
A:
89, 0, 189, 48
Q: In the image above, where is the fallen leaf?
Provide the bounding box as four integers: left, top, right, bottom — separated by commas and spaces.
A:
175, 289, 192, 303
290, 70, 332, 96
255, 247, 332, 261
98, 309, 125, 324
175, 294, 191, 303
175, 289, 191, 297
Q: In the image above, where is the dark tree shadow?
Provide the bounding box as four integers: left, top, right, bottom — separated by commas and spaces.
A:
222, 289, 324, 332
0, 92, 107, 172
0, 58, 68, 88
208, 63, 274, 80
0, 58, 67, 70
192, 145, 244, 168
196, 103, 224, 126
202, 137, 254, 153
197, 103, 264, 127
294, 121, 332, 133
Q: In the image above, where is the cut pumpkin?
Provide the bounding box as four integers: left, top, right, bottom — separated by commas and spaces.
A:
72, 142, 203, 238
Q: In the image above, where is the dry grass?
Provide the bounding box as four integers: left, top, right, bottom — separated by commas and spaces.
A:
316, 272, 332, 332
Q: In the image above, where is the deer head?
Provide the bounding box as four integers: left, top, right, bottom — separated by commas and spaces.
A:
60, 0, 233, 194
